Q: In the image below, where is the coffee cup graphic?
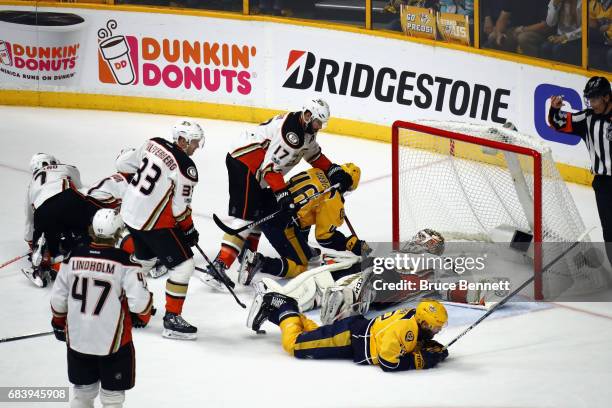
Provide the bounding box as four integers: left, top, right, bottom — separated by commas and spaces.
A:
99, 35, 135, 85
0, 40, 11, 66
0, 11, 87, 87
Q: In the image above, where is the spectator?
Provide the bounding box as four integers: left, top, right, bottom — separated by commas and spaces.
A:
484, 0, 550, 53
588, 0, 612, 71
540, 0, 582, 65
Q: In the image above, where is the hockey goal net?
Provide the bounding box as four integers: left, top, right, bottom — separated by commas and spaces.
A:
392, 120, 604, 300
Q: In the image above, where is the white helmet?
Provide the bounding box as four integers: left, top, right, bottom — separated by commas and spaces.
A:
29, 153, 57, 174
302, 98, 330, 128
92, 209, 124, 239
172, 119, 205, 146
115, 148, 139, 174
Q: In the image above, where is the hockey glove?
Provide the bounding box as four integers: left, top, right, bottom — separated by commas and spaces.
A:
131, 306, 156, 328
183, 226, 199, 247
327, 164, 353, 193
274, 188, 297, 226
51, 318, 66, 342
346, 236, 372, 257
422, 339, 449, 361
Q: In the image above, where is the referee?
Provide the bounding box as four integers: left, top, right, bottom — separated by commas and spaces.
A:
548, 76, 612, 264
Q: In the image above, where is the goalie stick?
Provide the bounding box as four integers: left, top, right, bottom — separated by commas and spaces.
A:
194, 244, 246, 309
212, 183, 340, 236
444, 233, 590, 350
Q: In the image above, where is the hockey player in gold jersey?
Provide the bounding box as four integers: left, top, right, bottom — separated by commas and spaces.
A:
248, 294, 449, 372
238, 163, 370, 285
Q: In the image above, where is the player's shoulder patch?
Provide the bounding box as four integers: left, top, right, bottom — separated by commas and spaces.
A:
282, 112, 305, 149
151, 137, 198, 182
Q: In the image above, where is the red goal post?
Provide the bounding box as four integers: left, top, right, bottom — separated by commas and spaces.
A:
392, 120, 544, 299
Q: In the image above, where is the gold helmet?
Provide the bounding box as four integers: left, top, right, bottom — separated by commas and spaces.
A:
415, 299, 448, 334
340, 163, 361, 191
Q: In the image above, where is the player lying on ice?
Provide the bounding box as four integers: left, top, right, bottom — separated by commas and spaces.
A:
247, 292, 449, 372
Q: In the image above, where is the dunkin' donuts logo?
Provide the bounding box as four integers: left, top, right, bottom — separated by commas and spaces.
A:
97, 20, 256, 94
0, 39, 80, 80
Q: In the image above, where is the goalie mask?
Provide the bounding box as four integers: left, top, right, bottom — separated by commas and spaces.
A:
402, 229, 445, 256
30, 153, 58, 174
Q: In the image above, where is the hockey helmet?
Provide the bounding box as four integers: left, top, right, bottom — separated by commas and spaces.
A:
29, 153, 57, 174
172, 119, 205, 146
115, 148, 139, 174
302, 98, 330, 129
341, 163, 361, 191
415, 299, 448, 335
583, 76, 611, 100
92, 209, 124, 239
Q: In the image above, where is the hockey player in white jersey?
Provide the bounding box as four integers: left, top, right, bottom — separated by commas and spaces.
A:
82, 148, 139, 208
51, 208, 153, 408
203, 98, 355, 289
120, 119, 203, 340
23, 153, 105, 287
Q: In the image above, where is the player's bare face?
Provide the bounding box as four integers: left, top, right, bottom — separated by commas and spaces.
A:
185, 139, 201, 156
311, 118, 323, 131
588, 95, 610, 115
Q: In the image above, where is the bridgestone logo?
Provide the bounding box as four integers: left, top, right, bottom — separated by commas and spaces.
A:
282, 51, 511, 124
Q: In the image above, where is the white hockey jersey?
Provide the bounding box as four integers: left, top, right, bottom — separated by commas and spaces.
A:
24, 164, 82, 242
82, 173, 130, 208
50, 243, 152, 356
120, 138, 197, 231
230, 111, 329, 191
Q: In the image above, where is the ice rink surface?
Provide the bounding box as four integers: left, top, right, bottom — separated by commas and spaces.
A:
1, 106, 611, 408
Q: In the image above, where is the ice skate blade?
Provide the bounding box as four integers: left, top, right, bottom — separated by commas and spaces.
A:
162, 329, 197, 340
199, 273, 228, 292
21, 268, 45, 288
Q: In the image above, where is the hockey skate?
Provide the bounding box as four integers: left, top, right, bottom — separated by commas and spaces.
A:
246, 292, 298, 332
21, 266, 47, 288
162, 312, 197, 340
237, 250, 264, 286
198, 259, 235, 291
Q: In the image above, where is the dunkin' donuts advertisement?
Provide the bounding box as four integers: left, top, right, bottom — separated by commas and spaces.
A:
0, 5, 264, 100
0, 10, 87, 86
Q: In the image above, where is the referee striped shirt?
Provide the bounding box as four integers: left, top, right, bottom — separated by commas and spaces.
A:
549, 106, 612, 176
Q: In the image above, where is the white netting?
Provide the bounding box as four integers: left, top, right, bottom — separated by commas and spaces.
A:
394, 120, 607, 299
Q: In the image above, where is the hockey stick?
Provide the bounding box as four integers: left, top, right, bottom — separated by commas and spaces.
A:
0, 252, 30, 270
194, 244, 246, 309
444, 238, 585, 350
212, 183, 341, 236
0, 330, 53, 343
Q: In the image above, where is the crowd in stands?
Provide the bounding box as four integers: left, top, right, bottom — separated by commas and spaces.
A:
84, 0, 612, 70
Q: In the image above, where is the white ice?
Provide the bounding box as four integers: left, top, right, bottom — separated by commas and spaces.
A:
0, 106, 611, 408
